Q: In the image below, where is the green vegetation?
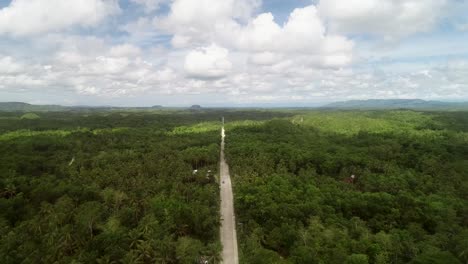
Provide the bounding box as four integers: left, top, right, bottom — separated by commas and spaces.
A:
170, 122, 221, 135
324, 99, 468, 110
0, 113, 193, 262
1, 108, 466, 263
170, 120, 267, 136
225, 110, 468, 264
0, 102, 67, 112
20, 113, 40, 120
292, 111, 436, 135
0, 109, 291, 263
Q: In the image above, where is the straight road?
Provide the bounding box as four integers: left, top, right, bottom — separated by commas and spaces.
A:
219, 127, 239, 264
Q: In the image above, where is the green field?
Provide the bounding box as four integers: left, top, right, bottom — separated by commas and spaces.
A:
0, 109, 467, 263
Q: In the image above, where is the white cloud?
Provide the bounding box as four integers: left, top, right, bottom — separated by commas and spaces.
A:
184, 44, 232, 79
167, 0, 260, 25
1, 0, 467, 105
251, 8, 353, 60
3, 43, 468, 103
318, 0, 448, 39
0, 38, 182, 97
76, 85, 100, 95
280, 6, 326, 51
0, 56, 24, 74
0, 0, 120, 36
310, 62, 468, 101
233, 6, 354, 68
233, 0, 262, 21
250, 52, 282, 65
109, 44, 142, 57
160, 0, 261, 47
86, 56, 131, 75
0, 56, 47, 89
161, 3, 354, 69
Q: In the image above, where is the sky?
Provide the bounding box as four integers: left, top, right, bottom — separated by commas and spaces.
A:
0, 0, 468, 107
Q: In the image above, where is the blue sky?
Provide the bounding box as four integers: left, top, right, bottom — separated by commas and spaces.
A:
0, 0, 467, 107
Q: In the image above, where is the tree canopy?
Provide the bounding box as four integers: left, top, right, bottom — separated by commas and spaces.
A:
226, 110, 468, 264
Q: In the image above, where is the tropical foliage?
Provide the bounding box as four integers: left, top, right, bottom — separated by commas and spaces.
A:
1, 109, 466, 264
226, 110, 468, 264
0, 111, 246, 263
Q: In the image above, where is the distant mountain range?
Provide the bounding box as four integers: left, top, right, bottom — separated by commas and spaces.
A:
0, 102, 175, 112
1, 100, 468, 111
0, 102, 68, 111
324, 99, 468, 110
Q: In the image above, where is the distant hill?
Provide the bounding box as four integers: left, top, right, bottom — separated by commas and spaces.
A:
0, 102, 169, 112
324, 99, 468, 110
0, 102, 67, 112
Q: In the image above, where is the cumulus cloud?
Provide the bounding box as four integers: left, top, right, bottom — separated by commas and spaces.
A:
1, 0, 467, 105
0, 56, 24, 74
0, 39, 180, 98
317, 0, 448, 39
0, 56, 48, 90
162, 2, 354, 69
184, 44, 233, 79
0, 0, 120, 36
233, 7, 330, 53
109, 44, 142, 57
2, 46, 468, 103
311, 62, 468, 101
159, 0, 261, 47
250, 52, 282, 65
236, 7, 354, 67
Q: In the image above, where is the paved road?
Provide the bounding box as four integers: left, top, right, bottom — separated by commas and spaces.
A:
219, 127, 239, 264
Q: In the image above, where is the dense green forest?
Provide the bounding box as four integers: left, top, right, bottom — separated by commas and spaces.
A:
1, 109, 467, 263
225, 110, 468, 264
0, 110, 290, 263
323, 99, 468, 110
